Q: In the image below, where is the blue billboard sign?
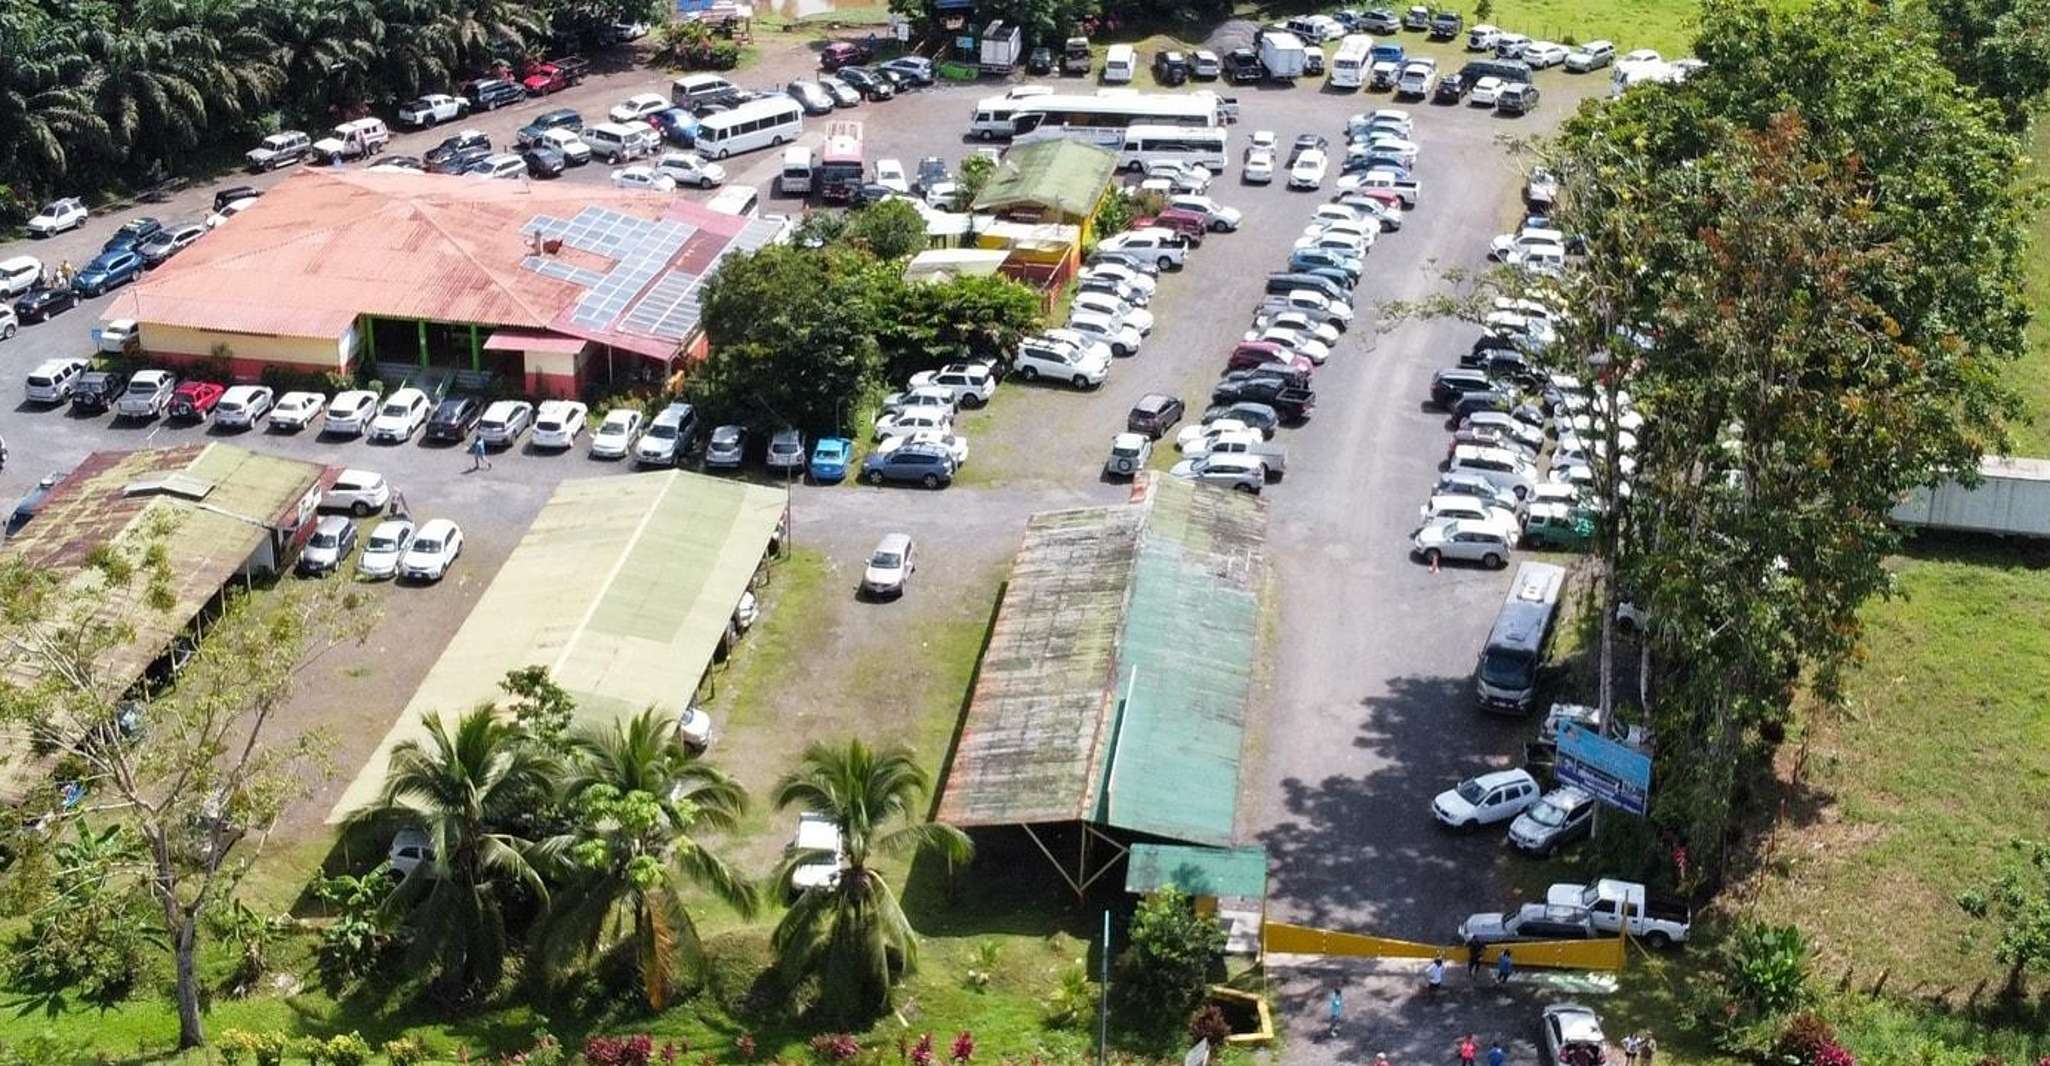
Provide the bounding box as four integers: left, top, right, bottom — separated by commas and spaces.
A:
1556, 722, 1651, 816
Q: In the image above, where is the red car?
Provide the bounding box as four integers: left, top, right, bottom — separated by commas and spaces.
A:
819, 41, 874, 70
168, 380, 225, 420
1132, 209, 1208, 245
520, 57, 588, 95
1227, 341, 1312, 375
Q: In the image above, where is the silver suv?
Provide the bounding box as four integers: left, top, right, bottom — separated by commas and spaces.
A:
634, 402, 697, 467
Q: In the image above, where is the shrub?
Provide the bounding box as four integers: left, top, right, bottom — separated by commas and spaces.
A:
807, 1035, 861, 1063
1042, 960, 1098, 1029
308, 1033, 373, 1066
1728, 922, 1813, 1016
702, 929, 781, 1014
220, 1029, 288, 1066
1115, 887, 1227, 1023
1776, 1013, 1838, 1065
584, 1035, 655, 1066
1188, 1004, 1231, 1048
382, 1037, 430, 1066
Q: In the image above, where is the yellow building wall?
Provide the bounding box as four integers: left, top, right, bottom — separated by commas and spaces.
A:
141, 323, 348, 373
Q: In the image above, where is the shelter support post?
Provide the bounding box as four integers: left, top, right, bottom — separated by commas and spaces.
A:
416, 319, 428, 367
1020, 823, 1128, 902
363, 316, 376, 361
470, 324, 481, 371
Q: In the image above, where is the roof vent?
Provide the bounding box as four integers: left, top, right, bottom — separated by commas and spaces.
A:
1514, 570, 1553, 601
123, 474, 217, 501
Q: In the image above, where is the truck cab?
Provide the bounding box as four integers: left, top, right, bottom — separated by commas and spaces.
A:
1062, 37, 1093, 74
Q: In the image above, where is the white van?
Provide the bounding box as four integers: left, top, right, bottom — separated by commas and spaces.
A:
584, 121, 658, 163
779, 146, 815, 195
671, 73, 738, 108
706, 184, 760, 217
1103, 44, 1136, 83
968, 96, 1025, 141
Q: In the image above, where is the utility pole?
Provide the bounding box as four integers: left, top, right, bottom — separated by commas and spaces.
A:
1098, 909, 1111, 1066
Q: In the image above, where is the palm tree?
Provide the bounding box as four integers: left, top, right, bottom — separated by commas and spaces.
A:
0, 27, 108, 186
769, 739, 972, 1024
348, 706, 557, 999
439, 0, 543, 74
532, 709, 757, 1010
78, 24, 212, 154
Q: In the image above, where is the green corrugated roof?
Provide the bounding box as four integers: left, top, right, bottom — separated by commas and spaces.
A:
331, 471, 787, 821
939, 476, 1266, 847
1125, 844, 1268, 899
970, 140, 1118, 219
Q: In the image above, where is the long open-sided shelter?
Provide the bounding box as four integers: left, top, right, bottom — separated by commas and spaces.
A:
329, 470, 787, 820
937, 474, 1267, 895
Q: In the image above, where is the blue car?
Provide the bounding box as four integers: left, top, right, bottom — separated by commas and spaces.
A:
648, 107, 700, 146
809, 436, 852, 482
1289, 248, 1362, 284
72, 250, 144, 296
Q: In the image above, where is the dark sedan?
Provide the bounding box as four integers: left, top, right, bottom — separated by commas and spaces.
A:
522, 144, 567, 177
836, 66, 895, 100
1127, 393, 1185, 438
15, 286, 79, 322
861, 443, 955, 488
425, 396, 483, 442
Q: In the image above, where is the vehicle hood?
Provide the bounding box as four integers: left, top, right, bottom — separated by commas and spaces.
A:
1545, 882, 1590, 908
360, 546, 403, 571
1457, 912, 1508, 940
1432, 787, 1478, 820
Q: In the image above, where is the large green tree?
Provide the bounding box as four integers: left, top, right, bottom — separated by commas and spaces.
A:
770, 739, 971, 1025
350, 707, 558, 1002
691, 244, 890, 435
1922, 0, 2050, 122
533, 709, 757, 1010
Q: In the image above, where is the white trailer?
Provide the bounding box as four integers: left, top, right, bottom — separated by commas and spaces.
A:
1259, 31, 1308, 80
1890, 456, 2050, 537
979, 20, 1023, 73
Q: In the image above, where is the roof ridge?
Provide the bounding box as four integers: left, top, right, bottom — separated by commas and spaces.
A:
403, 181, 563, 328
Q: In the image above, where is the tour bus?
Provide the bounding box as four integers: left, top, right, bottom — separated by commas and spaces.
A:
778, 145, 814, 196
818, 120, 865, 203
1009, 91, 1224, 148
1118, 124, 1229, 173
1329, 35, 1374, 89
693, 95, 804, 159
1475, 561, 1566, 713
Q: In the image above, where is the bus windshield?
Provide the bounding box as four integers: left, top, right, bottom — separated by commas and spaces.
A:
1479, 646, 1536, 690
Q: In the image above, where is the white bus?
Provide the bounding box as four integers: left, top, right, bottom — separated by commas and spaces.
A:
1329, 35, 1373, 89
1118, 125, 1229, 173
694, 96, 804, 159
1475, 561, 1566, 713
1009, 91, 1223, 148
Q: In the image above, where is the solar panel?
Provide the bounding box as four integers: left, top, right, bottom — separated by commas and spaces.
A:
521, 257, 607, 288
620, 269, 701, 339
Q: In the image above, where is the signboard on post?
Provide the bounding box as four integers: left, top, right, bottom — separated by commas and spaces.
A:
1183, 1041, 1211, 1066
1556, 722, 1651, 816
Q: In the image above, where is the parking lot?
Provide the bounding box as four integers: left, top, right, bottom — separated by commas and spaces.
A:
0, 29, 1612, 1056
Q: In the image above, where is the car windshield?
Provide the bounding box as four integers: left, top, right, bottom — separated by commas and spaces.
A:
1113, 444, 1143, 458
1527, 800, 1568, 828
125, 380, 155, 393
310, 532, 338, 548
369, 534, 403, 551
598, 422, 626, 435
1455, 780, 1488, 804
413, 539, 441, 553
1480, 648, 1537, 689
380, 401, 410, 416
870, 551, 902, 568
648, 423, 677, 439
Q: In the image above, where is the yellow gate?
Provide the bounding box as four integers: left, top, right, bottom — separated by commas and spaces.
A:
1262, 922, 1625, 972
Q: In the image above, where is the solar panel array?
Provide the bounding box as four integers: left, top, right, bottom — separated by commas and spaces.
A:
521, 257, 606, 288
619, 269, 701, 340
732, 216, 786, 254
518, 208, 698, 334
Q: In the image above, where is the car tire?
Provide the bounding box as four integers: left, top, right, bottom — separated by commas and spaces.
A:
1018, 365, 1039, 381
921, 473, 941, 489
1073, 374, 1090, 389
866, 470, 885, 486
1483, 553, 1504, 570
1423, 548, 1442, 567
1646, 931, 1672, 949
1, 325, 12, 340
352, 501, 372, 517
1157, 256, 1173, 271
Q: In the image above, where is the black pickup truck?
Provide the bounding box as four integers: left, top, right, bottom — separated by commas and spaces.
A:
1211, 378, 1316, 422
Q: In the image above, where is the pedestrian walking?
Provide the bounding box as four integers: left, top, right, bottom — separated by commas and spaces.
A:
1427, 954, 1446, 994
1487, 1043, 1505, 1066
1466, 935, 1484, 980
1457, 1034, 1477, 1066
1639, 1035, 1656, 1066
469, 434, 491, 471
1495, 947, 1514, 985
1622, 1035, 1640, 1066
1375, 1053, 1391, 1066
1327, 984, 1343, 1038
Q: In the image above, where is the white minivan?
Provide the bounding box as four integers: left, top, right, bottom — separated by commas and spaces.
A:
584, 121, 658, 163
1103, 44, 1136, 83
779, 146, 815, 195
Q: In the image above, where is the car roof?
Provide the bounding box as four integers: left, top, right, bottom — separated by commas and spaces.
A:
315, 514, 353, 533
416, 518, 457, 537
1471, 768, 1535, 789
873, 532, 913, 553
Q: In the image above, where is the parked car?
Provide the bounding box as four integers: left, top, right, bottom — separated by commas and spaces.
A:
1105, 432, 1152, 478
72, 250, 144, 296
530, 400, 587, 449
809, 437, 853, 481
167, 380, 225, 421
116, 369, 178, 420
705, 424, 747, 469
68, 370, 128, 413
521, 143, 567, 177
425, 129, 492, 171
1431, 768, 1540, 828
1458, 902, 1597, 946
269, 390, 326, 430
878, 56, 935, 84
654, 151, 726, 187
590, 408, 643, 459
820, 40, 874, 70
1411, 517, 1513, 569
466, 153, 526, 180
862, 442, 955, 488
297, 516, 359, 576
1127, 392, 1186, 437
399, 93, 469, 128
368, 388, 432, 443
765, 428, 806, 473
24, 357, 87, 404
1565, 40, 1615, 71
137, 223, 205, 268
1289, 148, 1329, 190
909, 363, 997, 407
246, 131, 311, 170
1013, 334, 1110, 388
399, 518, 464, 582
785, 80, 835, 115
14, 286, 78, 323
358, 519, 416, 579
612, 165, 677, 192
213, 385, 274, 428
838, 66, 896, 100
1498, 83, 1541, 116
1507, 786, 1597, 856
819, 77, 861, 108
1541, 1005, 1609, 1066
27, 198, 88, 236
634, 402, 699, 466
477, 400, 534, 447
860, 533, 917, 597
463, 77, 525, 111
610, 92, 670, 123
1243, 147, 1277, 184
1169, 453, 1266, 493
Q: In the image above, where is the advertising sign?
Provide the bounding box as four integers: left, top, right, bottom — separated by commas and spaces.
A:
1556, 722, 1651, 816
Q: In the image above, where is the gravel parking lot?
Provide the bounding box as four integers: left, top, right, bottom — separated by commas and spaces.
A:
0, 34, 1611, 1057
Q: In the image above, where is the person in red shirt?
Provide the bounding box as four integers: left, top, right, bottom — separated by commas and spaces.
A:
1458, 1034, 1479, 1066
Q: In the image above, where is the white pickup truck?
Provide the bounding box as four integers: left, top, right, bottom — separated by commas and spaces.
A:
1546, 879, 1692, 947
1188, 429, 1288, 478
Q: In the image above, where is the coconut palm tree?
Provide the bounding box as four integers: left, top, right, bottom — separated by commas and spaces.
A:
440, 0, 543, 75
349, 706, 558, 1000
769, 739, 972, 1024
532, 709, 758, 1010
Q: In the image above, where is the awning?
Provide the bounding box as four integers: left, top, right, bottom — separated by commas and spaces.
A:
1125, 844, 1268, 899
485, 328, 588, 353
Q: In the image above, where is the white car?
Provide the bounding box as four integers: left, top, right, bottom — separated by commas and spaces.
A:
1256, 311, 1343, 349
368, 387, 431, 443
877, 429, 969, 467
1166, 194, 1242, 232
0, 255, 43, 297
358, 519, 415, 579
590, 408, 643, 458
922, 181, 961, 210
541, 128, 592, 165
1081, 261, 1157, 299
888, 385, 957, 415
1169, 454, 1265, 493
908, 363, 997, 407
1014, 334, 1110, 388
874, 158, 910, 194
27, 198, 89, 236
1470, 76, 1507, 105
321, 468, 391, 516
1177, 417, 1253, 451
1065, 310, 1142, 357
611, 165, 677, 192
1542, 1005, 1609, 1066
1243, 147, 1277, 184
1507, 242, 1567, 277
1248, 129, 1278, 152
530, 400, 588, 449
609, 93, 669, 123
1247, 327, 1331, 365
1096, 229, 1188, 270
1564, 41, 1614, 71
205, 197, 257, 229
1105, 432, 1152, 477
1140, 160, 1211, 193
654, 151, 725, 188
1523, 41, 1569, 68
1071, 291, 1153, 334
1618, 48, 1663, 68
1430, 768, 1541, 828
1464, 411, 1546, 451
1411, 517, 1514, 569
324, 389, 381, 436
466, 153, 525, 180
269, 391, 326, 431
24, 357, 87, 404
477, 399, 533, 446
213, 385, 274, 428
1419, 494, 1522, 541
1288, 148, 1329, 190
399, 93, 468, 127
1362, 136, 1419, 166
1295, 222, 1376, 255
1267, 288, 1355, 330
1491, 226, 1569, 260
1179, 425, 1261, 460
873, 408, 953, 441
790, 812, 846, 891
399, 518, 464, 582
